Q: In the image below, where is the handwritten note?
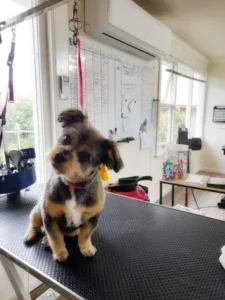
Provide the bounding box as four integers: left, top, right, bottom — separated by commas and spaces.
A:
121, 64, 141, 138
101, 57, 109, 137
85, 48, 94, 124
141, 66, 155, 126
140, 125, 154, 150
68, 39, 156, 139
92, 48, 102, 132
115, 60, 122, 139
108, 58, 115, 137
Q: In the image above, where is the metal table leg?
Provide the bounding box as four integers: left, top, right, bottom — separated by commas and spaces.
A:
0, 254, 32, 300
185, 188, 188, 207
191, 189, 200, 210
160, 181, 163, 205
171, 185, 175, 206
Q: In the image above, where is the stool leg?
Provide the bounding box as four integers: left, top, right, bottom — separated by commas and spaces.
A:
0, 254, 31, 300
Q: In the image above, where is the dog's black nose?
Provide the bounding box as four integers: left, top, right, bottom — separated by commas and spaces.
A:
54, 152, 66, 164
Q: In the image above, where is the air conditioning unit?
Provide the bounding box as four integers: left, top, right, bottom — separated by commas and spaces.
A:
84, 0, 172, 60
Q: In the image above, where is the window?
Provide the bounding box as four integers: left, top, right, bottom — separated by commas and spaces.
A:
158, 60, 206, 150
160, 61, 174, 104
158, 61, 175, 145
158, 105, 171, 144
190, 73, 206, 137
174, 64, 193, 143
0, 0, 49, 182
0, 1, 35, 151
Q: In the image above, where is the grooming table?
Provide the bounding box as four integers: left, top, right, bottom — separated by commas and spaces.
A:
1, 185, 225, 300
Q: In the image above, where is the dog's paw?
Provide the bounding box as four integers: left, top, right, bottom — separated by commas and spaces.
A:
41, 235, 49, 248
53, 248, 69, 262
23, 229, 36, 244
80, 245, 97, 257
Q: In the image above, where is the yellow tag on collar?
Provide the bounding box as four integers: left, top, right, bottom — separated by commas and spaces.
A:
98, 164, 109, 181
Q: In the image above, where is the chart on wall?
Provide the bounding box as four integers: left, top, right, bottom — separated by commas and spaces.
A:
68, 38, 155, 139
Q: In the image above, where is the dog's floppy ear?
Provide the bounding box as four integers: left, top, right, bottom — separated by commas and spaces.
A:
58, 109, 87, 127
101, 140, 124, 173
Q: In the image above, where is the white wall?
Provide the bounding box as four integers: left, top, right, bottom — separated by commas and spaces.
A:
201, 62, 225, 173
171, 35, 208, 74
51, 1, 208, 202
0, 260, 42, 300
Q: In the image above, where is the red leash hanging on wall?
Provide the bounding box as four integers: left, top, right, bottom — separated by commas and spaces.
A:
77, 38, 84, 110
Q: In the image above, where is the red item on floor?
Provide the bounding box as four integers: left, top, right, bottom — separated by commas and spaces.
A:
105, 184, 149, 201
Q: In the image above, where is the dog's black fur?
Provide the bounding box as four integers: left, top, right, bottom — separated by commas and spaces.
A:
24, 109, 123, 261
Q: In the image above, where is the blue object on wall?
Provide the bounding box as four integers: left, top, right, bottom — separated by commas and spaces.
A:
0, 165, 36, 194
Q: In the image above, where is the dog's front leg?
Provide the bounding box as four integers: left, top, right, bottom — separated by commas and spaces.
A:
24, 205, 42, 243
78, 215, 99, 257
44, 220, 68, 262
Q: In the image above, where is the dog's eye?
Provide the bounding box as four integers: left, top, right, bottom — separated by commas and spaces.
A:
78, 152, 90, 163
62, 135, 71, 145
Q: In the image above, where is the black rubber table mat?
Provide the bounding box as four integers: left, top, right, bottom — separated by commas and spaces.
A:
1, 185, 225, 299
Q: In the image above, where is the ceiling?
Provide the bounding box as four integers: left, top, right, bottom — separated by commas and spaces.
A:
134, 0, 225, 61
12, 0, 30, 7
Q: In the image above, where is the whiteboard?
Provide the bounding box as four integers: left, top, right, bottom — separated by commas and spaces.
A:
68, 38, 155, 140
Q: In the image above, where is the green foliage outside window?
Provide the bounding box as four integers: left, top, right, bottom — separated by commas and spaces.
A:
158, 107, 186, 144
3, 101, 34, 151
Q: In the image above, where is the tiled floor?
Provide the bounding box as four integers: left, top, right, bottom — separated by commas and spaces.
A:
1, 266, 42, 300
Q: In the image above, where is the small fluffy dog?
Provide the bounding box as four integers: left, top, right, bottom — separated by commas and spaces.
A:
24, 109, 123, 262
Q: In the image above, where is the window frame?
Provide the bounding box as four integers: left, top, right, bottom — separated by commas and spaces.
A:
33, 13, 51, 182
158, 103, 173, 146
157, 60, 206, 154
157, 59, 176, 153
0, 0, 52, 183
31, 0, 53, 182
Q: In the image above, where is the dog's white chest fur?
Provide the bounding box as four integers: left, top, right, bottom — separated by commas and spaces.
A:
65, 198, 82, 227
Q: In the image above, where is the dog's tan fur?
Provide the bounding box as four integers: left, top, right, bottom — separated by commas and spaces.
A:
25, 175, 105, 261
24, 109, 123, 262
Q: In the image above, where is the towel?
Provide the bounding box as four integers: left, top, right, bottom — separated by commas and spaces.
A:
219, 246, 225, 269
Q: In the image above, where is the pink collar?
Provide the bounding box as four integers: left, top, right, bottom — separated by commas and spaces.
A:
62, 178, 86, 190
66, 182, 85, 189
61, 170, 97, 190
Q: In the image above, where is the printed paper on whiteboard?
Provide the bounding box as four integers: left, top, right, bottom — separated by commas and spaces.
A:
140, 126, 154, 150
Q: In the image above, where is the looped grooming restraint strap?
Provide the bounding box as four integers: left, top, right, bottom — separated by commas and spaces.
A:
68, 0, 81, 46
7, 36, 15, 102
0, 27, 16, 148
